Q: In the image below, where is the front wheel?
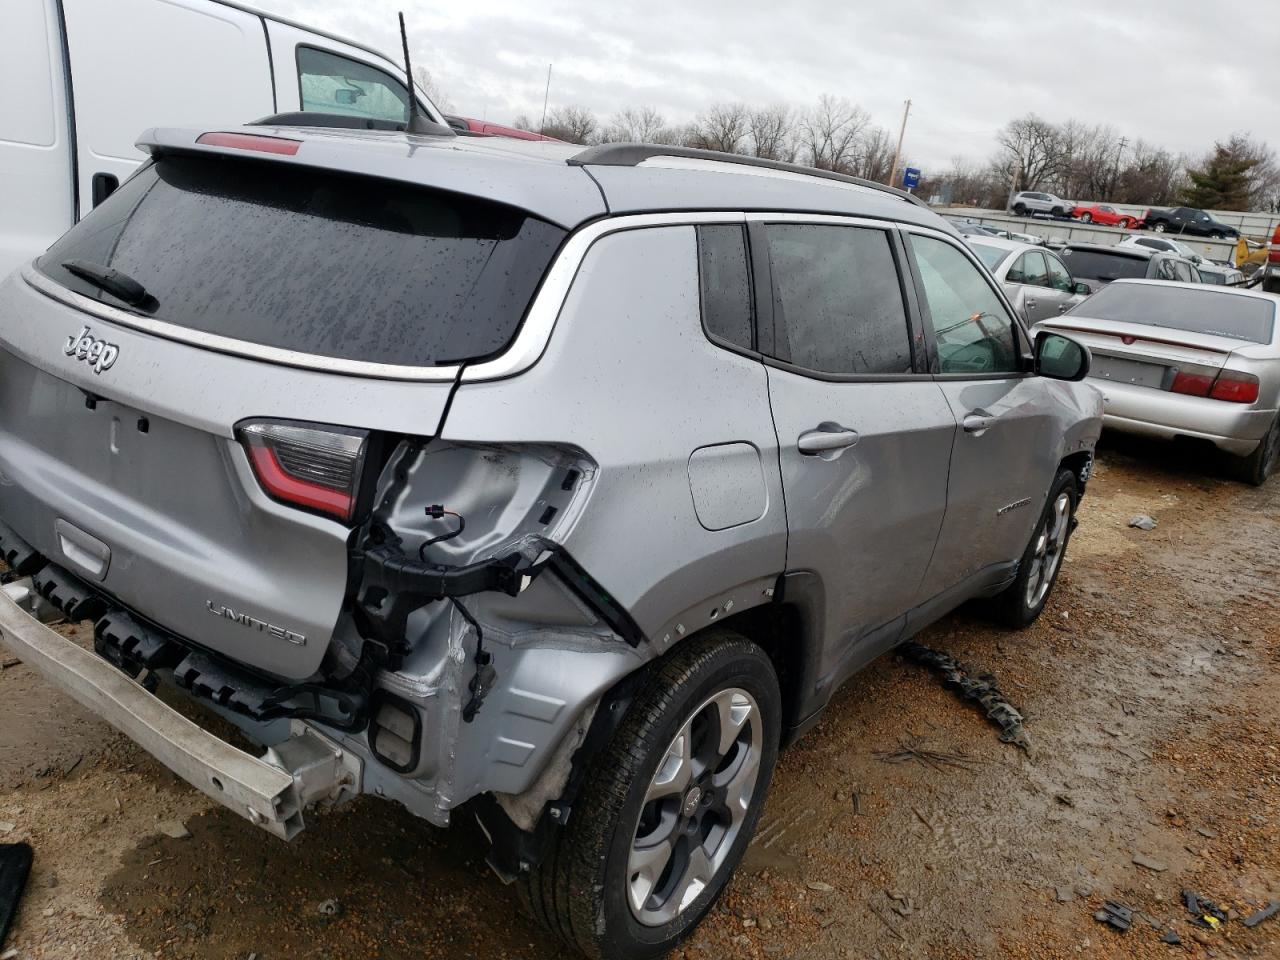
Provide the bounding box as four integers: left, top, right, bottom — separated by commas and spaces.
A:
520, 631, 781, 960
1079, 212, 1093, 223
991, 469, 1079, 628
1153, 221, 1167, 233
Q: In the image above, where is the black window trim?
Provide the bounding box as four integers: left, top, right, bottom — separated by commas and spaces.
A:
294, 43, 413, 123
747, 217, 932, 384
900, 226, 1035, 382
694, 222, 761, 359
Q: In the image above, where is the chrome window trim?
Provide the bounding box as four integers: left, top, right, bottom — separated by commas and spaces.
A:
463, 211, 748, 382
21, 264, 460, 382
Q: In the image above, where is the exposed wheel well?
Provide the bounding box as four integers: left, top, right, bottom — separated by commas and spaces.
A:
1060, 451, 1093, 494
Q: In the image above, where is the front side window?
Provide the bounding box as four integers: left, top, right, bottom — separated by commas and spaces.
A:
909, 235, 1021, 375
1012, 251, 1049, 287
697, 225, 753, 350
1175, 261, 1196, 282
1046, 255, 1074, 292
297, 47, 409, 123
765, 224, 912, 375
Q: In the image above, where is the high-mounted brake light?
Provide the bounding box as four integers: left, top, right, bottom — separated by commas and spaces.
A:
196, 132, 301, 156
238, 420, 368, 522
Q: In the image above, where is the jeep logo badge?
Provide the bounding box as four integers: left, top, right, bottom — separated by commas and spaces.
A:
64, 325, 119, 374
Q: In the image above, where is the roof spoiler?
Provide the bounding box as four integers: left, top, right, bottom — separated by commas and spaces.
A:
569, 143, 929, 208
248, 112, 455, 136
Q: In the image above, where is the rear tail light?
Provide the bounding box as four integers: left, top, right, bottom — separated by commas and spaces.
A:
1209, 370, 1260, 404
1170, 371, 1213, 397
237, 420, 368, 522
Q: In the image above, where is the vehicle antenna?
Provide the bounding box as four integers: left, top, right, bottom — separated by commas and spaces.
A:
398, 11, 435, 136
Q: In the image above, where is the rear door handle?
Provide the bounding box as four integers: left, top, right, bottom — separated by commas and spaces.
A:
962, 414, 994, 436
798, 424, 860, 457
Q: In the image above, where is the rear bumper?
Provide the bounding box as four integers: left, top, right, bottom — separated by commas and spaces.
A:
0, 585, 361, 840
1094, 378, 1275, 456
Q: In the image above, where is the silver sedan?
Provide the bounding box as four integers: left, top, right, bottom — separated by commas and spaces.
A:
967, 236, 1089, 323
1031, 279, 1280, 484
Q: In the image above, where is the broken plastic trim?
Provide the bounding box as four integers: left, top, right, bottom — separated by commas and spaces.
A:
354, 539, 646, 652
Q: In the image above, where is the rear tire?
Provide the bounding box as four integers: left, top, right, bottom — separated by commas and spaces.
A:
1118, 218, 1132, 229
1013, 203, 1027, 216
1232, 414, 1280, 486
520, 630, 781, 960
992, 469, 1079, 628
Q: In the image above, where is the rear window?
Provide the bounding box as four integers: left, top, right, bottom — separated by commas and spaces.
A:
1059, 248, 1148, 283
1069, 283, 1275, 344
968, 242, 1010, 271
37, 154, 566, 367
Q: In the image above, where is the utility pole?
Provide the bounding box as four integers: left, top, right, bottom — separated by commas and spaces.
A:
886, 99, 911, 187
1112, 136, 1129, 199
539, 64, 552, 135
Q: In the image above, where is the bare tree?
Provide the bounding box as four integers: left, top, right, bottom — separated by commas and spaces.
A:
994, 114, 1067, 193
541, 105, 598, 144
748, 105, 794, 161
854, 125, 895, 182
412, 66, 453, 115
601, 106, 672, 144
799, 95, 870, 173
689, 102, 750, 154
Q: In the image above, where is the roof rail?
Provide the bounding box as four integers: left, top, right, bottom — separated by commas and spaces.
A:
249, 112, 456, 137
568, 143, 928, 208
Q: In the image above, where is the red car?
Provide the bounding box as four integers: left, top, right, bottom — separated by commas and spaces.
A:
444, 115, 560, 142
1070, 203, 1141, 229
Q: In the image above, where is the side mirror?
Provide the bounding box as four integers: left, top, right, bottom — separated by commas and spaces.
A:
1035, 331, 1090, 381
1073, 281, 1091, 296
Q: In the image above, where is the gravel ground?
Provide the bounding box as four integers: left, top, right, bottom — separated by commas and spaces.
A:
1, 434, 1277, 960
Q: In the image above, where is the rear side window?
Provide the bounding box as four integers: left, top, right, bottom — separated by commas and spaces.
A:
1071, 284, 1275, 344
1060, 249, 1148, 283
37, 155, 566, 367
696, 225, 753, 350
764, 224, 912, 376
297, 46, 409, 124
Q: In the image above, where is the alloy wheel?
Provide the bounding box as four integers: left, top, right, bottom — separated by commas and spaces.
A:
626, 687, 762, 927
1025, 491, 1071, 610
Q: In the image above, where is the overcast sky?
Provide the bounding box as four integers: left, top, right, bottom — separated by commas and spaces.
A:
262, 0, 1278, 171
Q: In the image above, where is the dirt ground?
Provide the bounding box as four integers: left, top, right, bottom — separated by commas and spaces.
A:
1, 434, 1278, 960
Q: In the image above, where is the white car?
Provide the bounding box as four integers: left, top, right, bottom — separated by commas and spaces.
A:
1009, 191, 1072, 218
1119, 234, 1210, 265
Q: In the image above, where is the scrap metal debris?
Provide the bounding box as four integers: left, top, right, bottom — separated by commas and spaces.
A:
1243, 901, 1280, 928
1182, 889, 1226, 929
1094, 900, 1133, 932
898, 643, 1032, 752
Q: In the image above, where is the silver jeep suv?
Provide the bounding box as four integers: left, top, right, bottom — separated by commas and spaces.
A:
0, 124, 1101, 959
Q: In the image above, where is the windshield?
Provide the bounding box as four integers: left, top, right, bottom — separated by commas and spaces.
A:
1069, 283, 1274, 344
37, 154, 566, 367
968, 242, 1011, 270
1059, 249, 1148, 283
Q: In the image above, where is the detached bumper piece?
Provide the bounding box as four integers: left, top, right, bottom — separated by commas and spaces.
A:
0, 585, 361, 840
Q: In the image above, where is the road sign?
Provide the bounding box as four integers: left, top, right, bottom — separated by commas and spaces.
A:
902, 167, 921, 190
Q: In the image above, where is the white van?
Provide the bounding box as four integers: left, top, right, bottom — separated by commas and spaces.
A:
5, 0, 447, 280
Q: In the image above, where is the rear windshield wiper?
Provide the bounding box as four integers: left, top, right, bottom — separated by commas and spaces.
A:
61, 259, 157, 310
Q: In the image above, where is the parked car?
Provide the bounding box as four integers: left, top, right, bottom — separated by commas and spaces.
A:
949, 219, 1001, 238
3, 0, 452, 284
1196, 263, 1246, 286
1118, 234, 1210, 264
967, 236, 1090, 322
1071, 203, 1141, 229
1010, 191, 1072, 217
1058, 242, 1201, 293
0, 127, 1102, 959
445, 115, 560, 141
1142, 206, 1239, 239
1033, 281, 1280, 484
